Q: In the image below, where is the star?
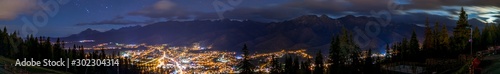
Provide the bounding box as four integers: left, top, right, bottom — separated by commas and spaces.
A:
74, 2, 80, 7
85, 8, 90, 13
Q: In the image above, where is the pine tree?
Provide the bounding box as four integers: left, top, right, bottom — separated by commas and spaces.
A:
293, 56, 299, 74
0, 27, 121, 73
328, 35, 340, 73
45, 37, 54, 59
440, 24, 450, 51
285, 55, 292, 74
0, 27, 3, 56
350, 51, 362, 73
452, 7, 471, 52
3, 27, 6, 34
327, 27, 362, 73
302, 60, 312, 74
364, 49, 373, 73
401, 38, 408, 58
409, 29, 419, 55
270, 55, 281, 74
385, 44, 391, 59
423, 17, 434, 50
492, 23, 500, 46
481, 23, 497, 48
433, 22, 441, 51
239, 44, 254, 74
55, 38, 62, 59
314, 50, 324, 74
100, 48, 106, 59
391, 43, 399, 60
472, 26, 480, 51
495, 24, 499, 46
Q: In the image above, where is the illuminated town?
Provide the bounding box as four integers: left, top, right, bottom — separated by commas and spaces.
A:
113, 43, 314, 74
72, 40, 389, 74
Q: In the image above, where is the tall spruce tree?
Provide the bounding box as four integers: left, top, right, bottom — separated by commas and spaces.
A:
302, 59, 312, 74
440, 24, 450, 51
364, 49, 373, 73
401, 38, 408, 57
452, 7, 471, 52
239, 44, 254, 74
327, 27, 362, 73
423, 17, 434, 50
472, 26, 480, 51
328, 35, 340, 74
293, 56, 299, 74
386, 44, 391, 59
314, 51, 324, 74
433, 22, 441, 51
409, 29, 419, 55
285, 55, 292, 74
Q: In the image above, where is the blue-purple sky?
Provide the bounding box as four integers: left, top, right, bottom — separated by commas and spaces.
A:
0, 0, 499, 37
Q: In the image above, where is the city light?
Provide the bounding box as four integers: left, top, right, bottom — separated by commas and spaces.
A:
120, 44, 313, 73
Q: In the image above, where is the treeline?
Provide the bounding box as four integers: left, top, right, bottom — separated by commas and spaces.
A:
269, 55, 312, 74
239, 44, 316, 74
239, 27, 381, 74
0, 27, 143, 73
386, 7, 500, 73
390, 7, 500, 61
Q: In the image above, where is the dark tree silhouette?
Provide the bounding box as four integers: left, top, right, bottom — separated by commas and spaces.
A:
314, 50, 324, 74
270, 55, 281, 74
239, 44, 254, 74
285, 55, 292, 74
293, 56, 299, 74
328, 35, 340, 74
364, 49, 373, 73
0, 26, 133, 73
452, 7, 471, 53
302, 59, 312, 74
423, 17, 434, 51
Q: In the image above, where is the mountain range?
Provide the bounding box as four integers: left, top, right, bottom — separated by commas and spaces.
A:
62, 14, 487, 53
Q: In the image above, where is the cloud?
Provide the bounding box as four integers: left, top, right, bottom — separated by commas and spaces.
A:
128, 0, 192, 19
129, 7, 199, 20
124, 0, 500, 22
76, 16, 155, 26
153, 0, 175, 10
0, 0, 37, 20
494, 17, 500, 23
127, 0, 381, 22
414, 24, 426, 27
408, 0, 500, 10
406, 6, 500, 23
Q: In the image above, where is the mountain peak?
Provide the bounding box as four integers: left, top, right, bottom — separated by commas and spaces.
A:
80, 28, 100, 34
319, 14, 330, 19
289, 14, 335, 24
342, 15, 356, 19
293, 15, 320, 20
83, 28, 93, 31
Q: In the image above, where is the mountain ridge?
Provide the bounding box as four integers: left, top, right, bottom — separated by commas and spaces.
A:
62, 14, 486, 52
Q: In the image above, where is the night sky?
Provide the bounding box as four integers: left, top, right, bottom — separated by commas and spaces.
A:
0, 0, 499, 37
